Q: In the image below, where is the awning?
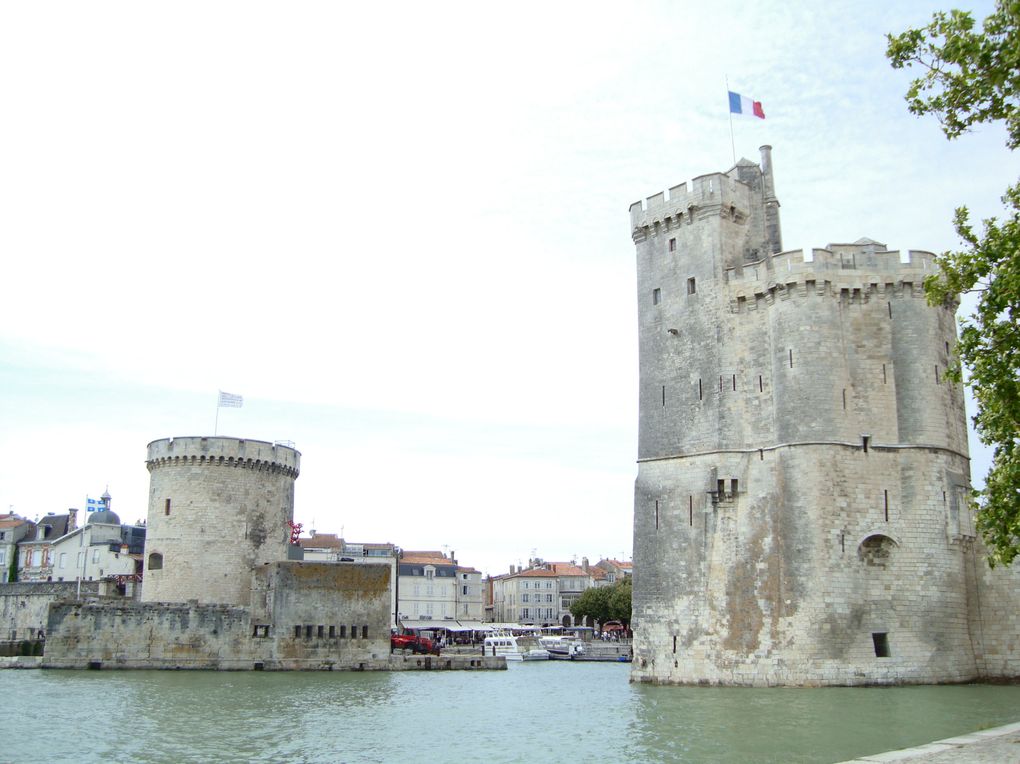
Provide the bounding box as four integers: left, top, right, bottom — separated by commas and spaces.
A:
453, 621, 488, 631
399, 620, 459, 630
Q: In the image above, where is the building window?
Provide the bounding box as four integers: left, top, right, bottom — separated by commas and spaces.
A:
362, 625, 368, 639
522, 593, 529, 603
687, 277, 696, 295
92, 549, 100, 563
521, 608, 530, 620
669, 237, 676, 252
165, 498, 171, 516
652, 288, 661, 305
872, 632, 891, 658
58, 553, 66, 569
462, 586, 468, 595
147, 553, 163, 571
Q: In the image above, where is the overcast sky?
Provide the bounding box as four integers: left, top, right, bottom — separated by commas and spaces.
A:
0, 0, 1011, 576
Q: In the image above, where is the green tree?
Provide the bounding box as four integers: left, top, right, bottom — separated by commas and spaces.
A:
888, 1, 1020, 565
570, 578, 632, 627
607, 577, 632, 626
570, 584, 610, 625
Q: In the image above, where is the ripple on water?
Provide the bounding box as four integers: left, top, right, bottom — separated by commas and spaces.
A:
2, 664, 1019, 763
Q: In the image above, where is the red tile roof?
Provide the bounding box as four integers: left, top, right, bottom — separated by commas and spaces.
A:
400, 551, 453, 565
547, 562, 589, 577
513, 568, 557, 578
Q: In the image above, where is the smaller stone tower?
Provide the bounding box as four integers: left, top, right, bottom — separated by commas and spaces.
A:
141, 437, 300, 606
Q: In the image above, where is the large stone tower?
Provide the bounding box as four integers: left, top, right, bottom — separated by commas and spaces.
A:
142, 437, 300, 606
629, 147, 989, 686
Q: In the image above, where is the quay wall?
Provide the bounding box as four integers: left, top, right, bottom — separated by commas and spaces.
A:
0, 581, 102, 640
43, 562, 394, 671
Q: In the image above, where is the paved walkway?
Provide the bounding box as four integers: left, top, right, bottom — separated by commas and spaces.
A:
838, 721, 1020, 762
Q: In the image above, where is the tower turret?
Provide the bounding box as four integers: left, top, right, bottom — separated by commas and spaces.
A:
759, 144, 782, 254
141, 436, 300, 607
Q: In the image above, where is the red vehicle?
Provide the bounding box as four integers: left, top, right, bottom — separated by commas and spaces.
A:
390, 633, 440, 655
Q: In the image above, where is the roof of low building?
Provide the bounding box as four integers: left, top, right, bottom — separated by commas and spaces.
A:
400, 551, 454, 565
23, 513, 71, 541
512, 568, 558, 578
547, 562, 589, 577
597, 558, 633, 571
299, 534, 342, 549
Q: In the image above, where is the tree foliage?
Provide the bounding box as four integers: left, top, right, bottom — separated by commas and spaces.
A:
570, 578, 632, 626
888, 1, 1020, 565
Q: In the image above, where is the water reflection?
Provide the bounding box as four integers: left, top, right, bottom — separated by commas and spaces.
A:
2, 665, 1019, 763
631, 682, 1020, 763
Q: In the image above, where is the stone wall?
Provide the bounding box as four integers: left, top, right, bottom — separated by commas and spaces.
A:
254, 561, 391, 668
42, 562, 392, 670
630, 149, 1020, 686
0, 581, 102, 640
141, 437, 300, 607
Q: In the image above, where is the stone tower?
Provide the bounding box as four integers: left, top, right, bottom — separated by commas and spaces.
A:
629, 147, 988, 686
142, 437, 300, 607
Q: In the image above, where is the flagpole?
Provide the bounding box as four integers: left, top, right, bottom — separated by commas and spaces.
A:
214, 392, 220, 436
726, 75, 736, 165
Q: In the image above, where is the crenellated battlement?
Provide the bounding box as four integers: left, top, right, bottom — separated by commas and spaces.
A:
629, 170, 753, 239
724, 247, 945, 312
146, 436, 300, 478
726, 243, 936, 280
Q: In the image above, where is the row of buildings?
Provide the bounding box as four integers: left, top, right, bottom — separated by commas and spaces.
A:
3, 504, 631, 638
297, 531, 631, 629
1, 500, 145, 592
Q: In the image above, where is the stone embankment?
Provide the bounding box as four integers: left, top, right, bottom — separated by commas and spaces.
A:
575, 640, 632, 662
2, 651, 505, 671
838, 721, 1020, 763
389, 654, 505, 671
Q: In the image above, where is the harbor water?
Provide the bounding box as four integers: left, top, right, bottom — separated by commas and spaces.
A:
3, 662, 1020, 763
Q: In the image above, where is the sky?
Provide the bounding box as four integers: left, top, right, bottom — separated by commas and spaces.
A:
0, 0, 1013, 577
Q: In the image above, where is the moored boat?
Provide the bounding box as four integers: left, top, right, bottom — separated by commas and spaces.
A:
483, 631, 523, 661
539, 636, 584, 660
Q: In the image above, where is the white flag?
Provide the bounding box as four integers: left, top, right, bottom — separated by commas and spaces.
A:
218, 391, 243, 408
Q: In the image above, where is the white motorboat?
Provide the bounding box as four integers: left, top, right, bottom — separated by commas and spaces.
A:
539, 636, 585, 660
483, 632, 523, 661
521, 648, 551, 661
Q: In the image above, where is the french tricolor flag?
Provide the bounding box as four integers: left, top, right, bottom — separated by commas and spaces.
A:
728, 90, 765, 119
